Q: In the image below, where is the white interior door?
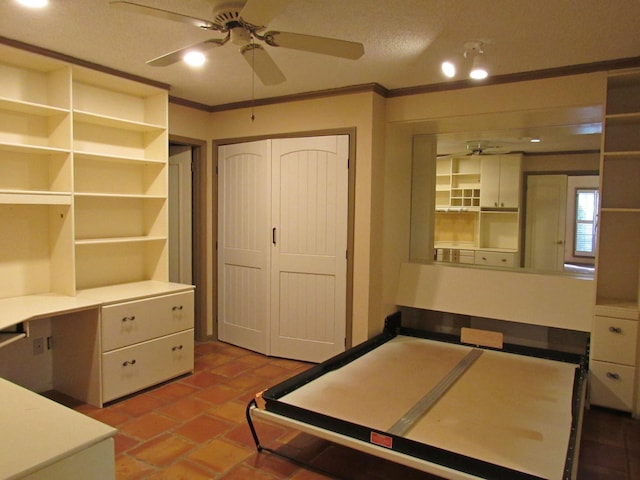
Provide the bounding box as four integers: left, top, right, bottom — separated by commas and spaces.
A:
168, 146, 192, 284
524, 175, 567, 271
217, 140, 271, 354
270, 136, 349, 362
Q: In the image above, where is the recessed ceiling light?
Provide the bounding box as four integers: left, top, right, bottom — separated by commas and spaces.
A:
16, 0, 49, 8
441, 61, 456, 78
183, 51, 206, 67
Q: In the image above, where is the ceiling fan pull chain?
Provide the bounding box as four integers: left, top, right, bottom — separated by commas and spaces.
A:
250, 36, 256, 122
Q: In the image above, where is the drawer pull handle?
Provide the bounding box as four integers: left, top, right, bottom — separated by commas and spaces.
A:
172, 305, 183, 311
122, 360, 137, 367
608, 326, 622, 334
606, 372, 620, 380
122, 316, 136, 322
172, 345, 183, 351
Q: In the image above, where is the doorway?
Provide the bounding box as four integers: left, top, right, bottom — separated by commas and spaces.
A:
169, 136, 208, 341
524, 174, 599, 272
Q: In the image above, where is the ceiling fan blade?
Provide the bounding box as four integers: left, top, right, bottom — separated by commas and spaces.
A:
110, 1, 218, 30
241, 44, 286, 85
239, 0, 292, 27
263, 31, 364, 60
147, 38, 226, 67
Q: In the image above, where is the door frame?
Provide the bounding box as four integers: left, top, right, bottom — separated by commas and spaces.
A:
213, 127, 357, 348
521, 169, 599, 270
170, 134, 208, 341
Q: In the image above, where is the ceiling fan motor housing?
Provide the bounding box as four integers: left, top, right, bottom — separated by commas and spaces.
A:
211, 1, 244, 30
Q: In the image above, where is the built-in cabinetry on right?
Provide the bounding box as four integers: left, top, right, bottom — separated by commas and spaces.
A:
590, 69, 640, 418
435, 154, 521, 267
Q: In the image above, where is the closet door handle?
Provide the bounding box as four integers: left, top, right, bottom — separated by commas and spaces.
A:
272, 227, 277, 245
609, 326, 622, 334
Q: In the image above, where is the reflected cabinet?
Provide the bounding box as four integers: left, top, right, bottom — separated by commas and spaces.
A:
434, 154, 521, 267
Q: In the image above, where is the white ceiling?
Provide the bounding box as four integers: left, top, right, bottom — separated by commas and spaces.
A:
1, 0, 638, 153
2, 0, 639, 107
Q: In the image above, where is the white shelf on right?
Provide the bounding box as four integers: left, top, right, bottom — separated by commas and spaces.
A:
594, 298, 639, 320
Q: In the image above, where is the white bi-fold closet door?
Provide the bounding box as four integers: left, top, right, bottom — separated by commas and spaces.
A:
218, 135, 349, 363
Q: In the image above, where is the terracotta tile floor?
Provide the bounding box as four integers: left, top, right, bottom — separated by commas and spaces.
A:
66, 341, 640, 480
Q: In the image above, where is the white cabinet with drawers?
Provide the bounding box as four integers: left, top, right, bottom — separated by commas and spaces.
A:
589, 308, 639, 414
591, 69, 640, 417
79, 281, 195, 405
102, 330, 193, 402
474, 250, 518, 268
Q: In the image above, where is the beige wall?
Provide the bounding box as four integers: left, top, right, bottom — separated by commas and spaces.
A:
168, 104, 215, 335
522, 152, 600, 173
170, 92, 384, 345
169, 71, 608, 348
386, 73, 606, 125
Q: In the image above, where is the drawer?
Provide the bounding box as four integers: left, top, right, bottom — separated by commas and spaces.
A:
102, 290, 193, 351
435, 248, 475, 264
458, 250, 475, 264
589, 360, 635, 412
474, 250, 517, 267
102, 329, 194, 403
591, 316, 638, 365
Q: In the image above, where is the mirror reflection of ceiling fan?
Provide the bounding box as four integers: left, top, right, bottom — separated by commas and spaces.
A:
439, 140, 516, 158
110, 0, 365, 85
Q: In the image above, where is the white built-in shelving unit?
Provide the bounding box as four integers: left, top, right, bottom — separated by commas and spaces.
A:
591, 69, 640, 417
434, 154, 522, 267
0, 43, 193, 407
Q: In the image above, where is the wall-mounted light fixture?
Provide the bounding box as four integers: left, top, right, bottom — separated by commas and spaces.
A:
441, 41, 489, 81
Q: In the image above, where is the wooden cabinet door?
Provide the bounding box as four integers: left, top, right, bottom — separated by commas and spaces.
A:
480, 157, 500, 207
480, 155, 521, 208
498, 155, 521, 208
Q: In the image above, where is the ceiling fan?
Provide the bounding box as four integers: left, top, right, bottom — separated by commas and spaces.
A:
438, 140, 515, 158
110, 0, 365, 85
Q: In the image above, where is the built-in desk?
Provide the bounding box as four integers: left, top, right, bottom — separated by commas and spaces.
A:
0, 294, 103, 406
0, 281, 195, 407
0, 378, 116, 480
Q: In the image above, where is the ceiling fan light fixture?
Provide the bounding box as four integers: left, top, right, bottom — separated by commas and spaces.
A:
230, 27, 251, 46
183, 50, 206, 67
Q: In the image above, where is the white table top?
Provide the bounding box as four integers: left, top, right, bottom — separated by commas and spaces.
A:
0, 378, 116, 480
0, 294, 100, 331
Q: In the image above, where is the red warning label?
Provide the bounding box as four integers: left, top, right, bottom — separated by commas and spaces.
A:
370, 431, 393, 449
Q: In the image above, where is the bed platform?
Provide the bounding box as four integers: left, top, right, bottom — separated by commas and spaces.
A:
247, 313, 587, 480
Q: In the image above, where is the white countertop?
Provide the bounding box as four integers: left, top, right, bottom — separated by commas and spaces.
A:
0, 378, 116, 480
0, 294, 101, 331
77, 280, 195, 305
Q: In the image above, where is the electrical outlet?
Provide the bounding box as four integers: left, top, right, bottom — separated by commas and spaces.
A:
33, 337, 45, 355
